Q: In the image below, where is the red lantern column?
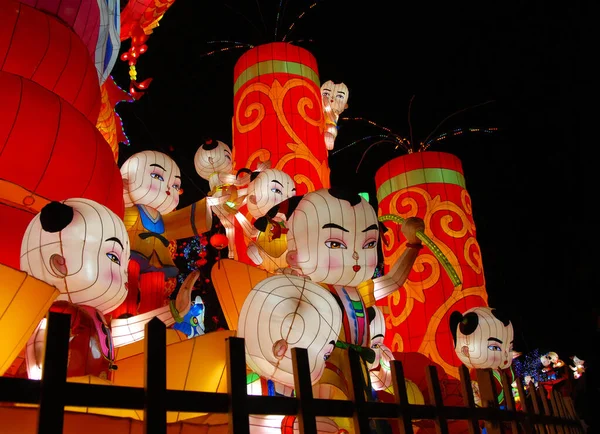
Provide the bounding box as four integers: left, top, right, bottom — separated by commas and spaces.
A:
231, 42, 330, 266
375, 151, 489, 379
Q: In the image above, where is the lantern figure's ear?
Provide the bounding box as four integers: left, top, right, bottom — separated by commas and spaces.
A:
40, 201, 74, 233
459, 312, 479, 336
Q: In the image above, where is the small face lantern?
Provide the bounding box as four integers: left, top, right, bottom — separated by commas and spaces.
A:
246, 169, 297, 220
194, 139, 233, 181
286, 189, 379, 287
320, 80, 349, 115
20, 199, 130, 314
121, 150, 181, 214
450, 307, 514, 370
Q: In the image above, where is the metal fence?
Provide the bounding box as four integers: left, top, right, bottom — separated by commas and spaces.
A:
0, 312, 586, 434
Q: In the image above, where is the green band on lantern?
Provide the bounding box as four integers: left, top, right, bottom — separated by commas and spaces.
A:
234, 60, 320, 94
376, 168, 466, 203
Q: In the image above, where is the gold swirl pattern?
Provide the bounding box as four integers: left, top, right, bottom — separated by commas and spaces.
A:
379, 182, 489, 378
234, 79, 329, 189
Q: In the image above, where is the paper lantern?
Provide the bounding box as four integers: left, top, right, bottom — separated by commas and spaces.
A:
449, 307, 514, 370
19, 0, 102, 61
110, 305, 175, 347
210, 233, 229, 250
26, 301, 115, 380
374, 151, 489, 379
0, 263, 59, 375
95, 0, 121, 84
238, 274, 342, 388
0, 1, 101, 121
194, 139, 234, 185
367, 306, 395, 391
20, 199, 130, 314
211, 258, 273, 330
0, 72, 125, 269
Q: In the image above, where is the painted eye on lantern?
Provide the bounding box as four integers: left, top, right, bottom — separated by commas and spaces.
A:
225, 154, 232, 161
172, 184, 180, 190
150, 173, 164, 182
488, 344, 501, 351
106, 253, 121, 265
325, 240, 347, 249
270, 187, 282, 195
362, 240, 377, 249
336, 94, 344, 100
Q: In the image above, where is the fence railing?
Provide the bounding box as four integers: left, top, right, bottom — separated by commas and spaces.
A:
0, 312, 586, 434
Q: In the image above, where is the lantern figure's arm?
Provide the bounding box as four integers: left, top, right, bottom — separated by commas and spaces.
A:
379, 214, 462, 287
372, 242, 422, 302
162, 198, 213, 241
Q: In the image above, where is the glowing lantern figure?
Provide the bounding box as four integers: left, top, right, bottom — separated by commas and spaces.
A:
194, 139, 251, 260
374, 151, 489, 379
115, 150, 212, 316
237, 274, 342, 389
320, 80, 350, 151
449, 307, 514, 370
20, 199, 129, 379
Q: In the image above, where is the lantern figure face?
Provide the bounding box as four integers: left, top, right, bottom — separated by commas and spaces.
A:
121, 150, 181, 214
194, 140, 233, 180
286, 189, 379, 287
450, 307, 514, 370
20, 199, 130, 314
247, 169, 297, 219
320, 80, 349, 115
368, 306, 395, 390
238, 275, 342, 388
540, 354, 552, 367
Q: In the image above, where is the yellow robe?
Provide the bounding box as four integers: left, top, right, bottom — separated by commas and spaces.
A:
123, 199, 212, 277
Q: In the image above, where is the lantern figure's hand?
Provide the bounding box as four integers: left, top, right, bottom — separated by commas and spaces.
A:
401, 217, 425, 245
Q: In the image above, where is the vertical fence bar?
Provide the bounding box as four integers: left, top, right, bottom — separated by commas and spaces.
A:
292, 347, 317, 434
538, 386, 556, 434
37, 312, 71, 434
425, 365, 449, 434
227, 337, 250, 434
390, 360, 414, 434
144, 317, 167, 434
528, 383, 543, 434
550, 391, 566, 434
347, 349, 372, 433
475, 369, 502, 434
458, 365, 480, 434
514, 378, 534, 434
500, 369, 519, 434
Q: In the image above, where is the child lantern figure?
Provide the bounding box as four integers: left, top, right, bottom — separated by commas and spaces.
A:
320, 80, 349, 151
240, 188, 424, 432
116, 150, 213, 317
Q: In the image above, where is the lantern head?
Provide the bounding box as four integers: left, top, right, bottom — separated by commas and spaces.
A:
450, 307, 514, 370
246, 168, 297, 220
285, 188, 379, 287
320, 80, 349, 115
237, 275, 342, 388
121, 150, 181, 214
193, 139, 233, 180
20, 199, 130, 314
367, 306, 395, 391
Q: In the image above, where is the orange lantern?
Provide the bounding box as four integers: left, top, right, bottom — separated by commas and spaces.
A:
210, 233, 229, 250
375, 151, 489, 379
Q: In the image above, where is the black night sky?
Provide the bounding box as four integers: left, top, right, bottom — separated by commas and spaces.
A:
112, 0, 597, 419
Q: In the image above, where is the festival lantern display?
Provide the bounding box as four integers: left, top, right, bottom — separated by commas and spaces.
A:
237, 274, 342, 388
96, 77, 135, 162
374, 151, 489, 379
